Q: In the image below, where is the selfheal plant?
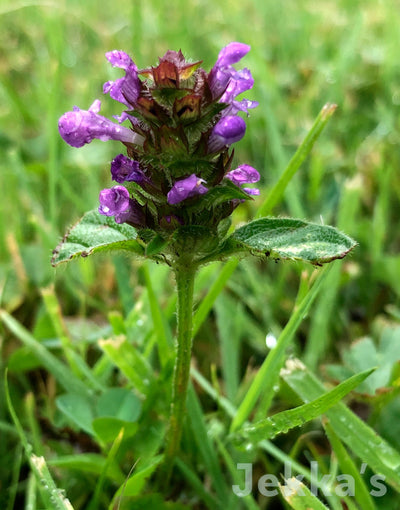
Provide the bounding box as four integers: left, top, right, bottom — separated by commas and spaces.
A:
53, 43, 356, 483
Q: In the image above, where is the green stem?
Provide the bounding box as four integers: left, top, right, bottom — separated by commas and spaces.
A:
160, 263, 196, 485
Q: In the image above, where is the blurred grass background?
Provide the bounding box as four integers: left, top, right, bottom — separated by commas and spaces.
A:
1, 0, 400, 508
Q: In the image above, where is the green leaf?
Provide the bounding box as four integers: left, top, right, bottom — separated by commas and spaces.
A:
236, 368, 374, 443
227, 218, 356, 265
1, 310, 92, 398
230, 266, 331, 433
282, 359, 400, 492
190, 180, 252, 211
48, 454, 125, 484
92, 417, 138, 443
51, 210, 145, 266
325, 326, 400, 395
96, 388, 142, 422
56, 393, 95, 435
324, 422, 377, 510
279, 479, 329, 509
98, 336, 154, 394
111, 456, 164, 501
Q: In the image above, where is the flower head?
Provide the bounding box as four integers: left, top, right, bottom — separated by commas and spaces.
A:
59, 43, 259, 233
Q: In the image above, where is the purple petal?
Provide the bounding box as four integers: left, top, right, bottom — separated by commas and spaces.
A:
243, 187, 260, 196
103, 77, 127, 105
111, 154, 145, 184
224, 98, 259, 116
226, 165, 260, 185
105, 50, 135, 70
115, 199, 146, 226
121, 64, 141, 105
167, 174, 208, 205
98, 186, 130, 216
58, 100, 144, 148
216, 42, 250, 67
220, 68, 254, 103
103, 65, 141, 107
208, 115, 246, 152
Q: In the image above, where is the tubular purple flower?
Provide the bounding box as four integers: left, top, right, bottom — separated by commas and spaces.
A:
208, 115, 246, 153
111, 154, 145, 183
209, 42, 251, 100
105, 50, 134, 70
58, 100, 144, 148
225, 98, 259, 117
98, 185, 130, 217
226, 164, 260, 196
167, 174, 208, 205
104, 51, 141, 107
216, 42, 250, 67
220, 68, 254, 104
114, 199, 146, 226
226, 164, 260, 185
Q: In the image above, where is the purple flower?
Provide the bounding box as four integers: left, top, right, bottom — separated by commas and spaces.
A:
98, 185, 130, 217
216, 42, 251, 66
220, 68, 254, 103
58, 100, 144, 148
209, 42, 252, 100
114, 199, 146, 226
225, 98, 259, 116
111, 154, 145, 183
105, 50, 134, 69
103, 50, 141, 107
226, 164, 260, 196
167, 174, 208, 205
208, 115, 246, 153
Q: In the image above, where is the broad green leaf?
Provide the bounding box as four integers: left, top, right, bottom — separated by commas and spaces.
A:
96, 387, 142, 422
111, 456, 164, 501
279, 479, 329, 509
236, 368, 374, 443
92, 417, 138, 443
326, 326, 400, 395
226, 218, 356, 265
282, 359, 400, 492
56, 393, 94, 435
51, 210, 146, 266
48, 454, 125, 484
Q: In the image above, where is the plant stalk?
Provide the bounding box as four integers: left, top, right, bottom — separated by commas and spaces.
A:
159, 263, 196, 486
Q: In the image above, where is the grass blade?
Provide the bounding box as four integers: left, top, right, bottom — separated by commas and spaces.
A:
282, 360, 400, 492
5, 371, 75, 510
230, 266, 331, 433
1, 310, 92, 398
280, 479, 329, 509
236, 368, 374, 443
257, 103, 337, 218
324, 421, 377, 510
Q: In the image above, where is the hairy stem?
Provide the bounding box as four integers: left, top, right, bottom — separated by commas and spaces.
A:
159, 263, 196, 486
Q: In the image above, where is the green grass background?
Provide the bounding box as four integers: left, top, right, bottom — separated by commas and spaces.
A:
1, 0, 400, 508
